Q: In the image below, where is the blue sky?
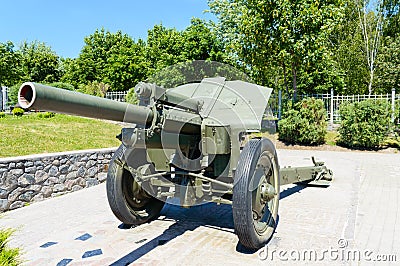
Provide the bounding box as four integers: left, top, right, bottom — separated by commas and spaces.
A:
1, 0, 215, 58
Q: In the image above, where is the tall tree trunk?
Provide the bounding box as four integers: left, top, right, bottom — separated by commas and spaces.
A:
368, 68, 374, 95
357, 0, 383, 95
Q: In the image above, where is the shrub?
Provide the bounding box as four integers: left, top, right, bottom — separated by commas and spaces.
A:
47, 82, 75, 91
7, 84, 21, 106
12, 107, 24, 117
395, 99, 400, 125
338, 100, 391, 149
0, 228, 21, 265
0, 112, 5, 118
125, 87, 138, 104
278, 98, 327, 145
78, 81, 110, 97
37, 112, 55, 118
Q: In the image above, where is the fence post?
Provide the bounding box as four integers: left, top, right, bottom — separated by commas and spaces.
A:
1, 86, 8, 111
278, 90, 282, 120
391, 88, 396, 123
330, 88, 334, 129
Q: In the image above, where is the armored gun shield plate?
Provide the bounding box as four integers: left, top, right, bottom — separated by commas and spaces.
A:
166, 77, 272, 132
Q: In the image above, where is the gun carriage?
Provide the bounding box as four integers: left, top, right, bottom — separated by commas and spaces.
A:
18, 77, 332, 249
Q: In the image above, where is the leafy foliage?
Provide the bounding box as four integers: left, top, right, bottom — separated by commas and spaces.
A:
208, 0, 346, 97
374, 36, 400, 93
278, 98, 327, 145
0, 228, 21, 266
329, 0, 369, 94
7, 84, 20, 106
125, 87, 138, 104
1, 1, 400, 98
12, 107, 24, 116
383, 0, 400, 37
0, 42, 22, 87
0, 112, 5, 118
77, 81, 110, 97
338, 100, 391, 148
63, 28, 148, 91
1, 40, 63, 89
37, 112, 55, 118
147, 60, 250, 88
61, 19, 225, 93
18, 41, 61, 83
181, 19, 226, 62
47, 82, 75, 91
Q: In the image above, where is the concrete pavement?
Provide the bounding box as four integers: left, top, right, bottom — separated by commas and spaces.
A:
0, 149, 398, 265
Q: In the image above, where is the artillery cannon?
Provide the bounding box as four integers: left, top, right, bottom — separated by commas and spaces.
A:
18, 78, 332, 249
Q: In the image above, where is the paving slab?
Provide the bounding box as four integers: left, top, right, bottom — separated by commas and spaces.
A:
0, 149, 398, 265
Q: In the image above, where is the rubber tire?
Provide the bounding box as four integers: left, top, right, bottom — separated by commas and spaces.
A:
106, 145, 165, 225
232, 138, 280, 249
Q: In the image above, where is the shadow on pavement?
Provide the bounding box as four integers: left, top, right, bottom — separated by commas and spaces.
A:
280, 184, 308, 200
110, 200, 234, 265
111, 184, 320, 264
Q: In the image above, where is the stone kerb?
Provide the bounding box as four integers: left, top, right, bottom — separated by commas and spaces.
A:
0, 147, 117, 212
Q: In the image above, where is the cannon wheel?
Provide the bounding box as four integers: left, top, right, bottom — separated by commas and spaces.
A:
232, 138, 280, 249
106, 145, 165, 225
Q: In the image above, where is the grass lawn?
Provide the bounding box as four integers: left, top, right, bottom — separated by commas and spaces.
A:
0, 113, 122, 158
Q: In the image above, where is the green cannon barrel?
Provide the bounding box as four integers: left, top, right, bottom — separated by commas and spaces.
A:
18, 82, 153, 125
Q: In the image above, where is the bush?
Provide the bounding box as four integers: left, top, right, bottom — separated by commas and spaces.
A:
47, 82, 75, 91
77, 81, 110, 97
395, 99, 400, 125
12, 107, 24, 117
338, 100, 391, 149
0, 228, 21, 265
7, 84, 21, 106
0, 112, 5, 118
125, 87, 138, 104
278, 98, 327, 145
37, 112, 55, 118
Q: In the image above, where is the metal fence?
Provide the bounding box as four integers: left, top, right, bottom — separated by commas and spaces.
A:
269, 88, 399, 124
0, 86, 9, 111
106, 89, 400, 125
105, 91, 127, 102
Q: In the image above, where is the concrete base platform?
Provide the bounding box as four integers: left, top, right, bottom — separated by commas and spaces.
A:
0, 149, 398, 265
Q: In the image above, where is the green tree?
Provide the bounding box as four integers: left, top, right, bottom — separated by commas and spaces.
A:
145, 20, 228, 84
125, 87, 138, 104
0, 41, 23, 87
181, 18, 225, 62
330, 0, 369, 94
105, 38, 148, 91
18, 41, 61, 83
383, 0, 400, 37
374, 36, 400, 92
209, 0, 346, 98
355, 0, 384, 95
64, 28, 148, 91
145, 24, 185, 74
62, 22, 226, 92
7, 84, 21, 105
77, 81, 110, 97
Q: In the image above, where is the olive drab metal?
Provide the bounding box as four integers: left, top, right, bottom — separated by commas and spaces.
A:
18, 78, 333, 249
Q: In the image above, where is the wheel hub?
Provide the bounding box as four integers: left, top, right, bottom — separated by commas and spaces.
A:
260, 183, 276, 202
